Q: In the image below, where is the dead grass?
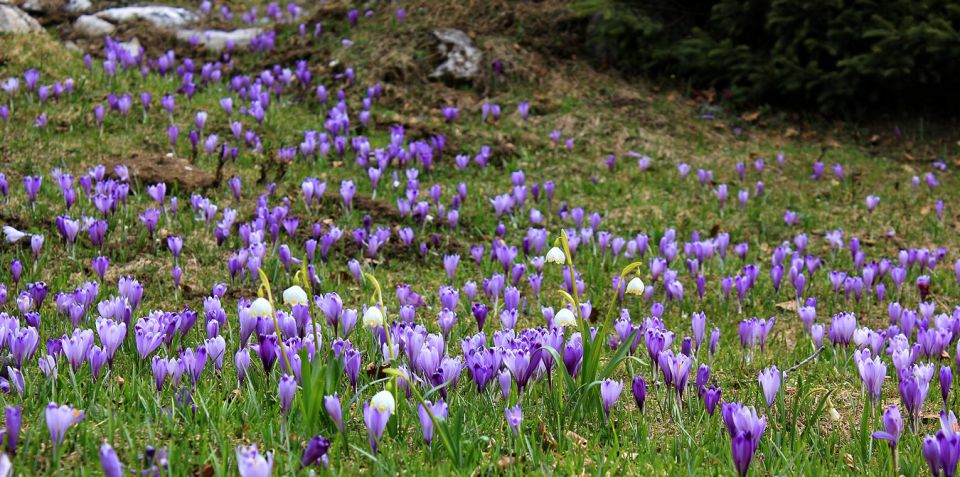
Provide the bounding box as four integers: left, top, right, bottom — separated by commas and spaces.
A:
0, 31, 82, 78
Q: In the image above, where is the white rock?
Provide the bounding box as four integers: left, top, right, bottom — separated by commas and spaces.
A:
73, 14, 114, 37
64, 0, 91, 13
95, 6, 197, 29
63, 40, 81, 53
175, 27, 262, 52
0, 4, 41, 33
118, 37, 141, 56
20, 0, 89, 13
429, 29, 482, 82
19, 0, 45, 13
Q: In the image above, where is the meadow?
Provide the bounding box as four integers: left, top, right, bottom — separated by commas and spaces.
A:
0, 0, 957, 475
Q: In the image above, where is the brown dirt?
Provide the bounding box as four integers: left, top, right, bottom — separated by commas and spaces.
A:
104, 153, 216, 191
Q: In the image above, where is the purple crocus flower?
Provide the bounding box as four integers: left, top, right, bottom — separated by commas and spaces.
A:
300, 435, 331, 468
417, 399, 448, 446
324, 394, 343, 432
279, 374, 296, 414
632, 375, 646, 412
151, 355, 167, 391
363, 391, 394, 454
45, 402, 85, 450
443, 254, 459, 282
441, 106, 458, 123
828, 312, 856, 347
236, 445, 272, 476
257, 334, 280, 374
89, 346, 107, 382
169, 263, 183, 290
437, 308, 456, 337
505, 404, 522, 436
854, 350, 886, 404
921, 411, 960, 477
942, 366, 953, 408
600, 379, 623, 421
90, 255, 110, 280
30, 234, 43, 260
924, 435, 941, 477
721, 402, 766, 477
758, 366, 781, 407
899, 364, 934, 431
731, 431, 756, 477
472, 302, 488, 332
658, 350, 692, 400
340, 180, 355, 210
318, 293, 343, 335
61, 328, 94, 372
871, 405, 902, 452
100, 443, 122, 477
23, 176, 42, 204
691, 312, 706, 351
715, 184, 728, 208
917, 275, 931, 300
517, 101, 530, 120
5, 405, 20, 455
147, 183, 166, 206
497, 368, 512, 400
235, 348, 251, 386
563, 333, 583, 376
167, 126, 179, 149
704, 385, 722, 416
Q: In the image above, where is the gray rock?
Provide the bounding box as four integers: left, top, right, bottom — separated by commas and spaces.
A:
64, 0, 91, 13
429, 29, 482, 82
175, 28, 262, 52
18, 0, 45, 13
95, 6, 196, 30
0, 4, 41, 33
63, 40, 81, 53
20, 0, 90, 14
118, 37, 141, 56
74, 14, 114, 37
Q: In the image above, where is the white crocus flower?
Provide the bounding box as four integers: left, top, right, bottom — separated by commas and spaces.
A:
363, 306, 384, 329
554, 308, 577, 328
282, 285, 308, 306
2, 226, 27, 243
626, 277, 645, 295
370, 389, 396, 413
545, 247, 565, 264
249, 297, 274, 317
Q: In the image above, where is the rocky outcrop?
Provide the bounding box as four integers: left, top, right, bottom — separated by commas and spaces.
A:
175, 28, 263, 52
0, 3, 41, 33
73, 14, 114, 37
20, 0, 90, 14
429, 29, 483, 83
95, 6, 196, 30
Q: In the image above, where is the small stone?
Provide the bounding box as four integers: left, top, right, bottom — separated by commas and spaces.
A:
64, 0, 91, 13
19, 0, 45, 13
73, 14, 115, 37
118, 37, 141, 56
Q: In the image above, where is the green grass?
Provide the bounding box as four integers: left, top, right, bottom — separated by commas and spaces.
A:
0, 1, 957, 475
